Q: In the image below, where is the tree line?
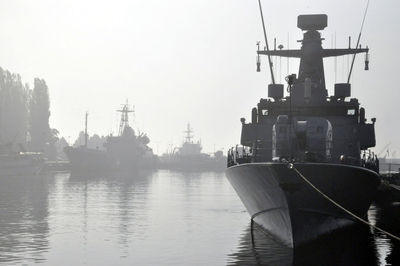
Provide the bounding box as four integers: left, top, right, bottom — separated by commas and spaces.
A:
0, 67, 60, 159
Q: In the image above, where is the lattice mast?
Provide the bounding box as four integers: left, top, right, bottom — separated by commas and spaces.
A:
184, 123, 194, 143
117, 100, 134, 136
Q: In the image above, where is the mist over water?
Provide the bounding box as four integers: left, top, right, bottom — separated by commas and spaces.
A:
0, 171, 246, 265
0, 1, 400, 265
0, 0, 399, 154
0, 171, 398, 265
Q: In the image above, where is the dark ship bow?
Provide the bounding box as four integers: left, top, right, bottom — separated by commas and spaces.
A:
226, 163, 380, 247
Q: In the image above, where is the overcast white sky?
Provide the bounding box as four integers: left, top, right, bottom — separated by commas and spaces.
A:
0, 0, 399, 156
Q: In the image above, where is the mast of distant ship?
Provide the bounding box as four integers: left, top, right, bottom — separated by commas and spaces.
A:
117, 100, 134, 136
184, 123, 194, 143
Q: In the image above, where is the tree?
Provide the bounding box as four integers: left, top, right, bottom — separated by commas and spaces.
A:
0, 68, 61, 158
55, 136, 69, 160
45, 128, 59, 160
73, 131, 86, 147
73, 132, 107, 150
0, 68, 30, 151
88, 134, 106, 150
29, 78, 51, 151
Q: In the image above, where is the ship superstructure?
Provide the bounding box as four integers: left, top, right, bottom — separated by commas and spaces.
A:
226, 14, 380, 247
178, 123, 202, 156
160, 123, 226, 171
65, 101, 157, 171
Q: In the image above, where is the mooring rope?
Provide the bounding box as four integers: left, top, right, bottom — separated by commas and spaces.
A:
391, 184, 400, 192
289, 163, 400, 242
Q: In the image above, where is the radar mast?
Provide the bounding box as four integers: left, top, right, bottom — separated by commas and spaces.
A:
117, 100, 134, 136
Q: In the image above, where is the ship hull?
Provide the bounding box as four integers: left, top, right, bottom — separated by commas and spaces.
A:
226, 163, 380, 247
64, 146, 158, 172
64, 146, 112, 171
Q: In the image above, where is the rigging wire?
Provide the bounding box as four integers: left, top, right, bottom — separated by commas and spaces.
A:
257, 0, 275, 84
291, 164, 400, 242
347, 0, 370, 83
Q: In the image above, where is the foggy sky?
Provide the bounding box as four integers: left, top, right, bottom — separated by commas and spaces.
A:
0, 0, 399, 156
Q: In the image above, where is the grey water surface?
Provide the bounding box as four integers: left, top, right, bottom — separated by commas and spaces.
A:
0, 170, 398, 265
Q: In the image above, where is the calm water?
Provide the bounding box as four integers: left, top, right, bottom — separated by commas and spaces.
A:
0, 170, 399, 265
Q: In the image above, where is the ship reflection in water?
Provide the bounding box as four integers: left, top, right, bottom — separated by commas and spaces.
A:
228, 204, 400, 266
0, 171, 398, 265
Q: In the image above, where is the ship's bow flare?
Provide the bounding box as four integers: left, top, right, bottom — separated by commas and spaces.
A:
226, 163, 379, 247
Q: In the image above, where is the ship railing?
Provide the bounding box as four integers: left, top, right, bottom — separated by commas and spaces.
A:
359, 150, 380, 174
227, 145, 252, 167
251, 140, 271, 163
339, 151, 380, 174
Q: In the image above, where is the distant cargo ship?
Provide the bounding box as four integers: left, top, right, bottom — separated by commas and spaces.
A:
65, 102, 157, 172
159, 124, 226, 171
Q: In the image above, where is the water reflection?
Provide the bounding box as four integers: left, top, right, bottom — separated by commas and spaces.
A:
294, 225, 376, 266
372, 202, 400, 265
227, 225, 293, 265
228, 203, 400, 266
0, 170, 399, 265
60, 170, 155, 261
42, 170, 244, 265
0, 173, 52, 264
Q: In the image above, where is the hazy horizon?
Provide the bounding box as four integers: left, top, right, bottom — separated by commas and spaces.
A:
1, 0, 399, 156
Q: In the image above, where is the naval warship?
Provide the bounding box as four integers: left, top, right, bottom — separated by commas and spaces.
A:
160, 124, 226, 171
65, 102, 157, 171
226, 13, 380, 247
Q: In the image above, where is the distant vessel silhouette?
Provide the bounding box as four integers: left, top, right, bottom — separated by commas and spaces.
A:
226, 13, 380, 247
160, 123, 226, 171
64, 102, 157, 172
